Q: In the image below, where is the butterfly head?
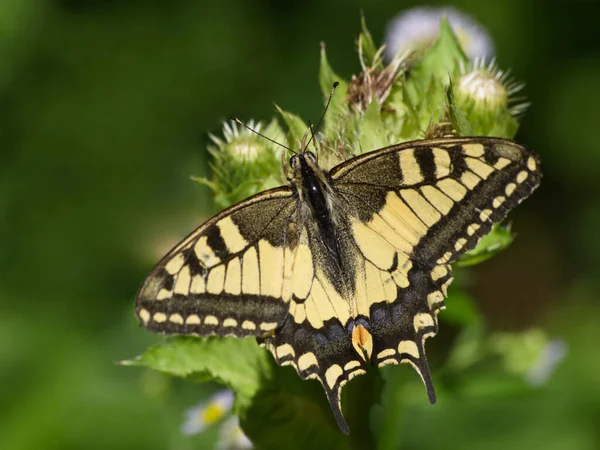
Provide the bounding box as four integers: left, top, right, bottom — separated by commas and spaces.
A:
289, 150, 320, 181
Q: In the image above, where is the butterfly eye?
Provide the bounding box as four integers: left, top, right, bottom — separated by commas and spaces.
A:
289, 155, 300, 170
304, 151, 317, 162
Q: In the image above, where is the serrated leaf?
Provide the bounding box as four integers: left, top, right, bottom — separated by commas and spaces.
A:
358, 99, 388, 154
121, 336, 271, 411
319, 44, 349, 138
458, 224, 514, 267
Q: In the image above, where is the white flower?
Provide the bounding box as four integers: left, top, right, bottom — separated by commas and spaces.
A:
180, 390, 235, 435
384, 7, 494, 61
526, 339, 568, 387
216, 416, 253, 450
209, 119, 265, 161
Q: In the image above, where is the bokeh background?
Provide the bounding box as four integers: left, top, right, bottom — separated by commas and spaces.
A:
1, 0, 599, 449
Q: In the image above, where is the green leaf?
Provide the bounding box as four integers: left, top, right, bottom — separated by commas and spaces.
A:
410, 18, 468, 87
243, 366, 382, 450
121, 336, 271, 411
458, 224, 514, 267
488, 329, 549, 376
444, 320, 486, 374
123, 336, 382, 449
319, 44, 349, 138
440, 290, 481, 327
358, 15, 380, 69
276, 106, 308, 151
358, 100, 389, 154
445, 81, 474, 136
486, 112, 520, 139
404, 18, 469, 132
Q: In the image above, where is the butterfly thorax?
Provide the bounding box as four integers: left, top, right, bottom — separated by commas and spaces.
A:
290, 151, 341, 261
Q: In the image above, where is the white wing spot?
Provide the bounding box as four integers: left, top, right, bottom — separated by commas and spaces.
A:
493, 196, 506, 208
467, 223, 481, 236
427, 290, 444, 307
398, 340, 419, 358
298, 352, 319, 371
259, 322, 278, 331
169, 313, 184, 324
517, 171, 529, 184
139, 309, 150, 324
413, 313, 434, 332
479, 208, 493, 222
153, 312, 167, 323
344, 360, 361, 372
276, 344, 295, 359
185, 315, 201, 325
454, 237, 467, 252
204, 315, 219, 326
242, 320, 256, 330
325, 364, 343, 389
431, 265, 448, 281
505, 183, 517, 196
223, 318, 238, 327
377, 348, 397, 360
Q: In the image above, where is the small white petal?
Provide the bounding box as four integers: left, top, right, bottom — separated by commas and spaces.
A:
217, 416, 253, 450
180, 390, 235, 436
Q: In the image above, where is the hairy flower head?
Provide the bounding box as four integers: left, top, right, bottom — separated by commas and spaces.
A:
456, 57, 528, 116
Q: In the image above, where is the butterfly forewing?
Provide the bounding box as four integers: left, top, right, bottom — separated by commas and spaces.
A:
136, 187, 298, 337
332, 137, 541, 265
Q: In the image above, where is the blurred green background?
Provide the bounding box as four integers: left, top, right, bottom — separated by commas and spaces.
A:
1, 0, 599, 449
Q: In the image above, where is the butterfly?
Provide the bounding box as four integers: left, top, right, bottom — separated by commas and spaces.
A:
135, 127, 541, 433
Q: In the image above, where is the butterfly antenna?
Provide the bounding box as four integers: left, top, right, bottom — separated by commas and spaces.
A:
307, 120, 319, 159
303, 81, 339, 152
231, 116, 297, 155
